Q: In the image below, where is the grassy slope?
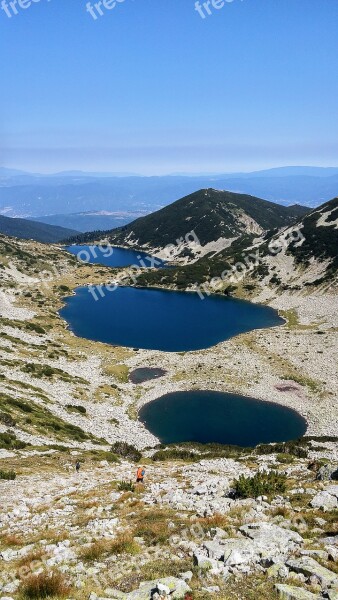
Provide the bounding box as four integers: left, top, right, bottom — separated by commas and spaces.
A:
0, 215, 79, 243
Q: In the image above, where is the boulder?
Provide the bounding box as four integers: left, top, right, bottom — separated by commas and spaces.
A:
286, 556, 338, 587
222, 539, 258, 566
127, 578, 190, 600
203, 541, 226, 560
310, 492, 338, 510
274, 584, 321, 599
326, 485, 338, 498
240, 522, 303, 552
316, 464, 333, 481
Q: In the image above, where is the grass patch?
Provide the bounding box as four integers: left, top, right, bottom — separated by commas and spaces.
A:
132, 509, 176, 546
104, 363, 129, 383
18, 570, 70, 599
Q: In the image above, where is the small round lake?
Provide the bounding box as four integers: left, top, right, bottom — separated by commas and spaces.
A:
65, 245, 166, 268
59, 286, 284, 352
139, 391, 307, 446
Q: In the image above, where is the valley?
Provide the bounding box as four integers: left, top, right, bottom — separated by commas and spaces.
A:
0, 188, 337, 600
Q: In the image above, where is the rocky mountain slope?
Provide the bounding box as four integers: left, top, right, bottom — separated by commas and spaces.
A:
67, 189, 309, 263
134, 197, 338, 294
0, 234, 337, 599
0, 214, 79, 243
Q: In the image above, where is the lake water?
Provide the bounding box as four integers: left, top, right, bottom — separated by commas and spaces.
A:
139, 390, 307, 446
59, 286, 284, 352
65, 245, 166, 268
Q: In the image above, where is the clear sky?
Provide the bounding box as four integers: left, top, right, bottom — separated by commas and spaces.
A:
1, 0, 338, 174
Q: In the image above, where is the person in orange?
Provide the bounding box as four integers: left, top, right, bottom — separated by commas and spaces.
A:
136, 466, 145, 483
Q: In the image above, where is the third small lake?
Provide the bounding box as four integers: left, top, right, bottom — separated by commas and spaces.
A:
139, 390, 307, 446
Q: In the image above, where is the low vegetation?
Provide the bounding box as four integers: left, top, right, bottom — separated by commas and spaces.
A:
18, 570, 71, 599
65, 404, 87, 415
117, 480, 135, 492
111, 441, 142, 462
0, 469, 16, 480
0, 431, 27, 450
234, 471, 287, 499
0, 393, 104, 444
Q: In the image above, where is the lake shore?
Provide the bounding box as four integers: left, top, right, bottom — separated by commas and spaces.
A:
0, 240, 337, 450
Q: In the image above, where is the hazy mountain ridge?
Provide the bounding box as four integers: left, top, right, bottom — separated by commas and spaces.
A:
31, 210, 147, 233
1, 167, 338, 219
0, 214, 79, 243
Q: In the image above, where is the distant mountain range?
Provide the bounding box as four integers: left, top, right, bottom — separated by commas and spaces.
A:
0, 215, 79, 243
1, 166, 338, 221
66, 189, 310, 262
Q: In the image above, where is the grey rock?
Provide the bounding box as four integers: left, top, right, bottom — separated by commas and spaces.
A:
326, 485, 338, 498
126, 578, 190, 600
316, 464, 333, 481
286, 556, 338, 587
240, 521, 303, 550
310, 491, 338, 510
179, 571, 193, 582
274, 583, 321, 599
203, 541, 225, 560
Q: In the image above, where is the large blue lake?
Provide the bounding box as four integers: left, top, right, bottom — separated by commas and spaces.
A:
60, 285, 284, 352
139, 391, 307, 446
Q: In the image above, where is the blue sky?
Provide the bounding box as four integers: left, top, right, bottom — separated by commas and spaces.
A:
1, 0, 338, 174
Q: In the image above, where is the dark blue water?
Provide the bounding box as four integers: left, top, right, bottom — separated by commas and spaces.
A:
65, 245, 166, 268
60, 286, 284, 352
139, 391, 307, 446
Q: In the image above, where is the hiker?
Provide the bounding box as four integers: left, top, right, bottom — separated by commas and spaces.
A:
75, 460, 81, 474
136, 466, 145, 483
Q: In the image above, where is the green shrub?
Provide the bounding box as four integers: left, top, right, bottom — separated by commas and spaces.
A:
0, 470, 16, 480
66, 404, 86, 415
117, 480, 135, 492
0, 432, 27, 450
91, 450, 119, 463
152, 449, 196, 462
111, 441, 142, 462
25, 323, 46, 335
0, 411, 16, 427
234, 470, 287, 499
256, 440, 308, 458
